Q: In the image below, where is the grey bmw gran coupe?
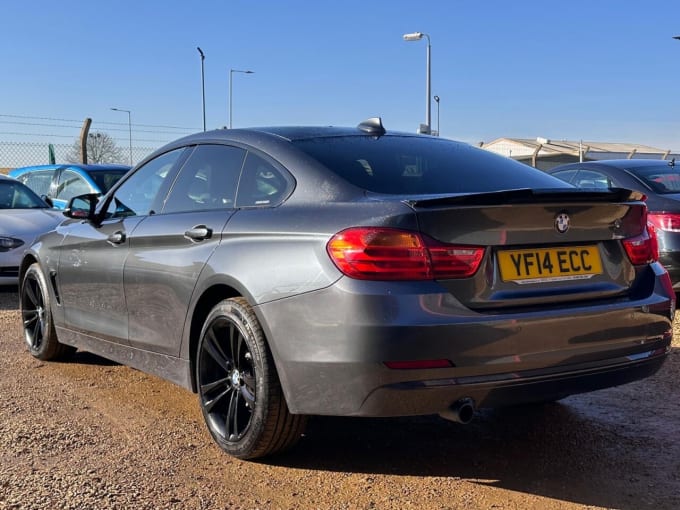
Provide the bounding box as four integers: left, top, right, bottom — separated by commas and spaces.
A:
19, 119, 675, 459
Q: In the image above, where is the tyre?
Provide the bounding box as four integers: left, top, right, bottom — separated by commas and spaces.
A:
196, 297, 307, 459
20, 263, 74, 360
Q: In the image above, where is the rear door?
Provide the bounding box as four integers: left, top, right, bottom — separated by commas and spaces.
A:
124, 144, 245, 355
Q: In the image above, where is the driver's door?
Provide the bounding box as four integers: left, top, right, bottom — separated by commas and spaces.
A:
57, 149, 186, 344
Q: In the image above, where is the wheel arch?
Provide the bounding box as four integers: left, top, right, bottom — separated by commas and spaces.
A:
19, 254, 39, 284
187, 283, 242, 392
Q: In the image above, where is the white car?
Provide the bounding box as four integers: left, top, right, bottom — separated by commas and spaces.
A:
0, 175, 63, 285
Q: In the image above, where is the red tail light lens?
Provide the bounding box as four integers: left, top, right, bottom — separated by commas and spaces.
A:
327, 227, 485, 281
623, 222, 659, 265
648, 212, 680, 232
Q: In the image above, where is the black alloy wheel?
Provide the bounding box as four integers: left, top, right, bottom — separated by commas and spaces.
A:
196, 297, 306, 459
20, 263, 73, 360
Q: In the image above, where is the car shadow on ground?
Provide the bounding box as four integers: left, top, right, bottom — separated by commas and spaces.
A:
275, 357, 679, 510
64, 350, 120, 367
0, 285, 19, 310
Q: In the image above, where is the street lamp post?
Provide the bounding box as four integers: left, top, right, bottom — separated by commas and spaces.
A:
403, 32, 432, 134
111, 107, 132, 165
197, 47, 206, 131
229, 69, 254, 129
433, 95, 440, 136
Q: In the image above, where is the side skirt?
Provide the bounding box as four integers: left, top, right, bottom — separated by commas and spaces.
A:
55, 326, 193, 391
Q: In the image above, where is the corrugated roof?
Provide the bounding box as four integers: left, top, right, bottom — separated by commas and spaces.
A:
483, 137, 667, 154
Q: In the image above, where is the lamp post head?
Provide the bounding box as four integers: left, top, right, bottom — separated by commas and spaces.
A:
403, 32, 424, 41
197, 47, 205, 59
674, 36, 680, 40
434, 95, 439, 103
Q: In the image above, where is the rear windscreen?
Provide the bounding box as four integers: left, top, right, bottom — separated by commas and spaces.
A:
628, 165, 680, 194
292, 136, 569, 194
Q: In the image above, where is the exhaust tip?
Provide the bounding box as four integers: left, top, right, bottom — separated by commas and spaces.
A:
439, 397, 476, 424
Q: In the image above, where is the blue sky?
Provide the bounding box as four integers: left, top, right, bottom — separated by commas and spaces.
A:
3, 0, 680, 150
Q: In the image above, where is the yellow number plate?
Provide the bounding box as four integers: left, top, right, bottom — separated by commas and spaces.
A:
498, 246, 602, 284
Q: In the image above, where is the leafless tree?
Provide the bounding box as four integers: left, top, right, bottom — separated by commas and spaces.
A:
66, 132, 125, 164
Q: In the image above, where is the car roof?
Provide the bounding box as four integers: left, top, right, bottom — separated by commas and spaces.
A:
11, 163, 130, 173
553, 159, 675, 171
167, 124, 423, 146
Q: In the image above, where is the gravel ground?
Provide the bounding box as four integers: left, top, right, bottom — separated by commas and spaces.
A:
1, 285, 679, 510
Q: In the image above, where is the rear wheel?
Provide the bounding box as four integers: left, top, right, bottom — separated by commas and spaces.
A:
196, 297, 306, 459
20, 263, 74, 360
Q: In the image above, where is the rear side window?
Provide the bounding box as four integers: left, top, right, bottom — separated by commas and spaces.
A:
235, 152, 292, 207
163, 145, 245, 213
19, 170, 53, 196
292, 136, 569, 194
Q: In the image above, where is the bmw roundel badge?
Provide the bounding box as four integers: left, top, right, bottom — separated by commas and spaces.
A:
555, 212, 570, 234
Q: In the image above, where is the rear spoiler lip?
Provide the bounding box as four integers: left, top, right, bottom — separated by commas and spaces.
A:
399, 187, 645, 208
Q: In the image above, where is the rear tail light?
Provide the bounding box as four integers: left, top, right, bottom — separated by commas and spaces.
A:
623, 222, 659, 265
648, 212, 680, 232
326, 227, 485, 281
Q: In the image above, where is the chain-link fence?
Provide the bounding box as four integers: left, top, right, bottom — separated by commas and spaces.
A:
0, 113, 199, 171
0, 141, 158, 170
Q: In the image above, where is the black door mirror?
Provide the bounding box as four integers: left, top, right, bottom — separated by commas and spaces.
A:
64, 193, 100, 220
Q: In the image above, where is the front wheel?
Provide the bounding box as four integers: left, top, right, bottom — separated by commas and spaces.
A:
196, 297, 307, 459
20, 263, 74, 360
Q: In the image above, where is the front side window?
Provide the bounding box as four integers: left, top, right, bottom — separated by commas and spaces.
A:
163, 145, 245, 213
105, 149, 183, 218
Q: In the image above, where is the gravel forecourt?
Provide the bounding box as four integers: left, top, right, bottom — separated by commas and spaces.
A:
1, 285, 679, 510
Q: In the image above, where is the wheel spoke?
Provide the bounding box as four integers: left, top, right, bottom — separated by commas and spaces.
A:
229, 323, 240, 365
241, 372, 256, 403
203, 384, 233, 414
203, 328, 231, 372
227, 390, 240, 439
200, 376, 230, 394
23, 311, 39, 328
24, 279, 39, 307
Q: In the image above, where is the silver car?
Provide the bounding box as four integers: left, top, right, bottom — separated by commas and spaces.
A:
0, 175, 63, 285
18, 119, 675, 459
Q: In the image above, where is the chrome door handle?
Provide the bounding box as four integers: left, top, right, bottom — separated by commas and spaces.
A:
107, 231, 126, 245
184, 225, 213, 241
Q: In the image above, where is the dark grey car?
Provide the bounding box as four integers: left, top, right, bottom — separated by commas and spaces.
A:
19, 119, 675, 459
547, 159, 680, 289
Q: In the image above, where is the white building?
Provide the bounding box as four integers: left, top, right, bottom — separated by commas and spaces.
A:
481, 137, 680, 170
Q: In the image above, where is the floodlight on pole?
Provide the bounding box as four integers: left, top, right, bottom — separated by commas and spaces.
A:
229, 69, 254, 129
110, 107, 133, 165
402, 32, 432, 134
197, 47, 206, 131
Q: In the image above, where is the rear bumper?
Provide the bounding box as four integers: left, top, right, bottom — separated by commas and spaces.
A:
257, 270, 674, 417
359, 346, 669, 414
659, 251, 680, 289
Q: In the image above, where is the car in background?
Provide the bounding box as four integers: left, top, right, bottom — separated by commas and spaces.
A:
547, 159, 680, 289
0, 175, 63, 285
18, 119, 675, 460
9, 163, 130, 209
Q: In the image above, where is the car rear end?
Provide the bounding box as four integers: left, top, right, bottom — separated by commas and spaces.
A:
253, 132, 675, 419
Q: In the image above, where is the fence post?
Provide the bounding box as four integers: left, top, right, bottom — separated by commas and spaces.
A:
79, 118, 92, 164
